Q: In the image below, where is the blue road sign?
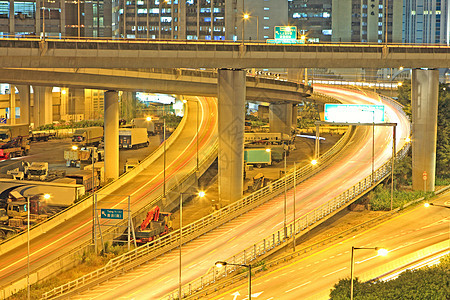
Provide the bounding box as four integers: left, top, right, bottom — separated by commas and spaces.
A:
100, 208, 124, 219
0, 118, 6, 124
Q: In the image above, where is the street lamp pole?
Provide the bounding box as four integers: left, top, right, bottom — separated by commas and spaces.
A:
350, 247, 388, 300
27, 196, 30, 300
163, 117, 166, 197
215, 261, 251, 299
371, 112, 375, 183
283, 148, 287, 240
390, 125, 396, 210
293, 162, 296, 251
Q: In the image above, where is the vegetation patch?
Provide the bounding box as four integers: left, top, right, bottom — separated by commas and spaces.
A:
330, 255, 450, 299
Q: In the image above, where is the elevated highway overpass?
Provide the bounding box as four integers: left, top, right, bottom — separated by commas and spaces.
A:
45, 85, 410, 299
0, 38, 448, 69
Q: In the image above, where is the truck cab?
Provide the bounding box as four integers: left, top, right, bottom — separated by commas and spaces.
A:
28, 162, 49, 181
7, 201, 27, 218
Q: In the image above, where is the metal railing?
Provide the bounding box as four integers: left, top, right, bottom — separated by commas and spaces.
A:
163, 92, 411, 299
41, 94, 354, 299
165, 139, 410, 300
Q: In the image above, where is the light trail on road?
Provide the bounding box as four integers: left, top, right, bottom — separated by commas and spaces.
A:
70, 86, 411, 299
0, 96, 218, 289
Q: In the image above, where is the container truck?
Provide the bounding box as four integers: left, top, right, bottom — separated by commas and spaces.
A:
0, 179, 85, 207
131, 118, 156, 136
119, 128, 149, 149
30, 130, 56, 142
244, 148, 272, 168
66, 170, 99, 192
72, 127, 103, 147
0, 124, 30, 159
0, 124, 29, 143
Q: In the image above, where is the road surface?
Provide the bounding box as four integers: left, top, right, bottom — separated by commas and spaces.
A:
0, 96, 218, 289
69, 86, 411, 299
210, 191, 450, 300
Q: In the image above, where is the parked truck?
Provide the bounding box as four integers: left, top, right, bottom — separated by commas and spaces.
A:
64, 147, 104, 168
131, 118, 156, 136
72, 127, 103, 147
30, 130, 56, 142
119, 128, 149, 149
133, 206, 172, 244
66, 170, 99, 192
0, 124, 30, 159
244, 148, 272, 168
0, 124, 29, 143
0, 179, 85, 207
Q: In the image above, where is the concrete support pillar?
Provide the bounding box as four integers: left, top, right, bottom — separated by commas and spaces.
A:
292, 104, 297, 128
33, 86, 53, 128
218, 69, 245, 204
287, 68, 303, 84
16, 85, 30, 125
60, 0, 66, 36
269, 103, 293, 135
60, 88, 68, 119
411, 69, 439, 192
104, 90, 119, 181
8, 85, 16, 125
9, 0, 14, 34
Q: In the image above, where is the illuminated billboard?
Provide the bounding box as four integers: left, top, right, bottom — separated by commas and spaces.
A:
324, 104, 385, 123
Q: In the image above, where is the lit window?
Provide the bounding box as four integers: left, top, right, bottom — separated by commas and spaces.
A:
264, 26, 269, 30
264, 7, 269, 11
264, 16, 269, 20
411, 11, 416, 15
322, 12, 330, 18
436, 10, 441, 14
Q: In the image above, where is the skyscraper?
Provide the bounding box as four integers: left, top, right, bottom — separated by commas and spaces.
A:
403, 0, 449, 45
332, 0, 402, 43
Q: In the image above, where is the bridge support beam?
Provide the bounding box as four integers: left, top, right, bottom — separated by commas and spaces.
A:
104, 90, 119, 181
411, 69, 439, 192
269, 103, 293, 135
16, 85, 30, 125
218, 69, 245, 204
33, 86, 53, 128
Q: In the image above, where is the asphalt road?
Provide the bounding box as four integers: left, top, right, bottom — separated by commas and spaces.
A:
0, 96, 218, 288
210, 191, 450, 300
67, 86, 411, 299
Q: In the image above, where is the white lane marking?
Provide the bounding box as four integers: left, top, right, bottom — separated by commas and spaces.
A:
322, 267, 347, 277
284, 281, 312, 293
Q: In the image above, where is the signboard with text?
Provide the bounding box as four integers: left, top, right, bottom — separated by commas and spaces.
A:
274, 26, 297, 41
101, 208, 124, 220
324, 104, 385, 123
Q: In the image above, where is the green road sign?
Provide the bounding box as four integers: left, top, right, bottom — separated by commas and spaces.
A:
274, 26, 297, 41
101, 208, 124, 219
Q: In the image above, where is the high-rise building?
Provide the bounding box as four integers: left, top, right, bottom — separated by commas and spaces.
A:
331, 0, 402, 43
0, 0, 112, 38
288, 0, 332, 42
114, 0, 287, 41
403, 0, 449, 45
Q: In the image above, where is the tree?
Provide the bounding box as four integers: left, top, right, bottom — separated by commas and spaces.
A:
330, 255, 450, 299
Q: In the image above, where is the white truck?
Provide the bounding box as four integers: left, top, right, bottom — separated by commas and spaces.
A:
131, 118, 156, 136
27, 162, 49, 181
119, 128, 149, 149
0, 179, 85, 207
72, 127, 103, 147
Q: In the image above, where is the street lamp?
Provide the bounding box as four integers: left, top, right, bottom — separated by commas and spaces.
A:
215, 261, 252, 299
311, 159, 317, 166
350, 246, 388, 300
242, 13, 249, 44
424, 202, 450, 209
179, 191, 205, 299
